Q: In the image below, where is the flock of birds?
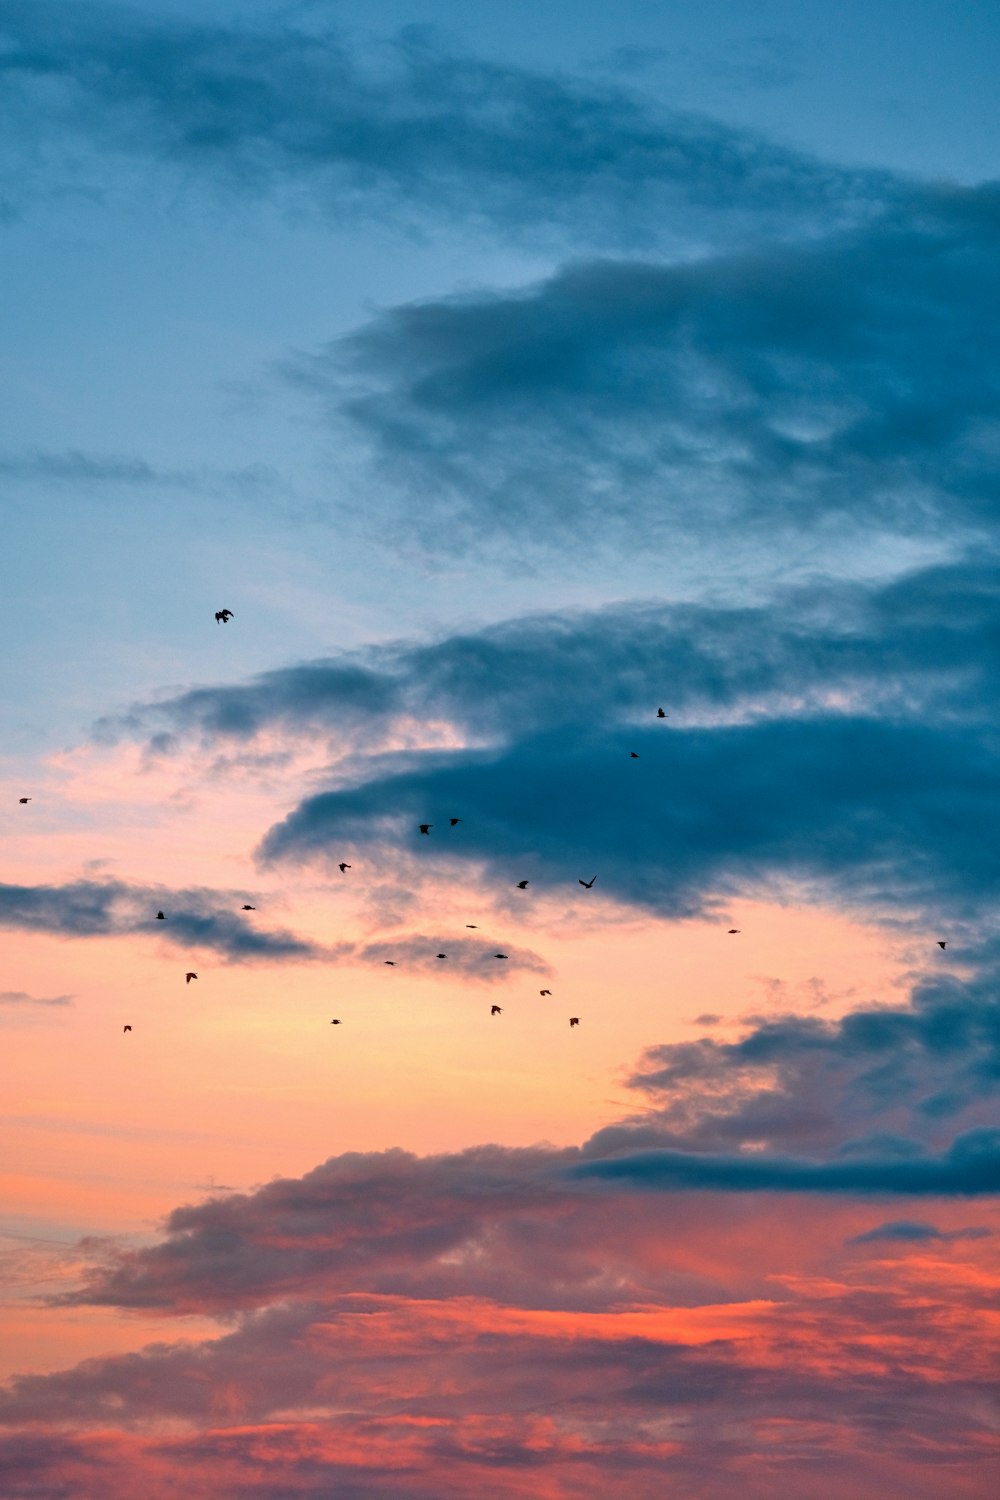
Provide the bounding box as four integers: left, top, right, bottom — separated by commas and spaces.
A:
17, 609, 950, 1035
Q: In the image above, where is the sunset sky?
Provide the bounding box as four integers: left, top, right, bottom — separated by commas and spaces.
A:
1, 2, 999, 1495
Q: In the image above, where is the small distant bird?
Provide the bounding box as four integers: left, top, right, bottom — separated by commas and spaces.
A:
727, 929, 740, 935
241, 904, 256, 911
214, 609, 233, 623
419, 824, 432, 835
937, 941, 946, 949
123, 1024, 132, 1033
494, 953, 508, 959
569, 1017, 580, 1027
540, 989, 551, 996
185, 973, 197, 984
338, 863, 351, 872
630, 751, 640, 758
330, 1019, 341, 1025
384, 960, 396, 965
579, 877, 596, 889
657, 708, 668, 718
156, 911, 165, 920
491, 1005, 502, 1016
436, 953, 447, 959
449, 818, 462, 826
18, 797, 30, 804
516, 880, 529, 889
466, 924, 478, 929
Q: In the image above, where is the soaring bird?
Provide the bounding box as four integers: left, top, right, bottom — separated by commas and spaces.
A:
449, 818, 462, 826
630, 751, 640, 758
465, 924, 478, 929
656, 708, 668, 718
18, 797, 30, 804
123, 1024, 132, 1033
330, 1019, 341, 1025
156, 911, 165, 920
494, 953, 508, 959
579, 877, 596, 889
185, 973, 198, 984
539, 989, 552, 996
214, 609, 234, 623
491, 1005, 502, 1016
516, 880, 530, 889
241, 904, 256, 911
937, 941, 947, 949
384, 960, 396, 965
728, 929, 740, 935
569, 1017, 580, 1027
339, 863, 351, 872
436, 953, 447, 959
419, 824, 432, 835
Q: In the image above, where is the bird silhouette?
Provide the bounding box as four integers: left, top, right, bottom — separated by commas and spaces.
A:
516, 880, 530, 889
569, 1017, 580, 1027
18, 797, 30, 804
449, 818, 462, 826
491, 1005, 502, 1016
539, 989, 552, 996
419, 824, 432, 835
465, 924, 478, 928
436, 953, 447, 959
656, 708, 668, 718
494, 953, 508, 959
123, 1024, 132, 1033
241, 904, 256, 911
156, 911, 165, 920
185, 973, 197, 983
384, 960, 396, 965
330, 1019, 341, 1025
630, 751, 640, 758
339, 863, 351, 872
728, 929, 740, 935
579, 877, 596, 889
937, 941, 947, 949
214, 609, 233, 623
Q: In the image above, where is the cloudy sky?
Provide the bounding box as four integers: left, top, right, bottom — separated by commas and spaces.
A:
2, 2, 999, 1495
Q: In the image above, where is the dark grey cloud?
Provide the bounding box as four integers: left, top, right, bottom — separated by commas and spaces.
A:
0, 2, 898, 249
0, 989, 73, 1007
847, 1219, 991, 1245
0, 879, 319, 961
291, 186, 1000, 555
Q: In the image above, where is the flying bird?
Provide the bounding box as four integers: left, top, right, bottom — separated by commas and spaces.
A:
728, 929, 740, 935
214, 609, 233, 623
18, 797, 30, 804
630, 751, 640, 758
569, 1017, 580, 1027
579, 877, 596, 889
491, 1005, 502, 1016
419, 824, 432, 835
338, 863, 351, 872
656, 708, 668, 718
539, 989, 552, 996
516, 880, 530, 889
156, 911, 165, 920
241, 904, 256, 911
494, 953, 508, 959
436, 953, 447, 959
937, 941, 947, 949
449, 818, 462, 826
123, 1024, 132, 1033
465, 924, 478, 928
185, 973, 197, 984
384, 960, 396, 965
330, 1019, 341, 1025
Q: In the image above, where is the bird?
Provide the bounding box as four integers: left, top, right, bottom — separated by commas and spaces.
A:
494, 953, 508, 959
123, 1024, 132, 1033
436, 953, 447, 959
656, 708, 668, 718
214, 609, 233, 623
579, 877, 596, 889
937, 941, 947, 949
491, 1005, 502, 1016
384, 960, 396, 966
539, 989, 552, 996
630, 751, 640, 758
330, 1019, 341, 1025
419, 824, 432, 835
516, 880, 530, 889
465, 924, 478, 929
569, 1017, 580, 1027
338, 863, 351, 872
727, 929, 740, 935
156, 911, 165, 920
18, 797, 30, 804
185, 973, 198, 984
449, 818, 462, 826
241, 904, 256, 911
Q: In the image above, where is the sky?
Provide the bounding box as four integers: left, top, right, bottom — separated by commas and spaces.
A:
1, 1, 999, 1495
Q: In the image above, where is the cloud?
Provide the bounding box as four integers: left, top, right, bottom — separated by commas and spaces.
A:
0, 989, 73, 1006
0, 2, 898, 249
847, 1219, 992, 1245
0, 879, 320, 961
289, 186, 1000, 556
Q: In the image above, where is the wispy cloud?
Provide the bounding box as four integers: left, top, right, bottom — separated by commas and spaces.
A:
847, 1219, 991, 1245
0, 990, 73, 1007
